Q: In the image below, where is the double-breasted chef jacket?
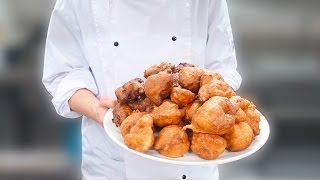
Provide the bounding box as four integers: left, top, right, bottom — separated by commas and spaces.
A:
43, 0, 241, 179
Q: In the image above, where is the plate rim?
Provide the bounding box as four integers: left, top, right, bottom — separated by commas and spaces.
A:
103, 109, 270, 165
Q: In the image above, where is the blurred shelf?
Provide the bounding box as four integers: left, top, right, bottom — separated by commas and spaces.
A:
0, 148, 72, 175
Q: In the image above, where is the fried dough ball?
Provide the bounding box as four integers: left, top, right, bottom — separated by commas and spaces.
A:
120, 112, 147, 137
230, 96, 251, 123
184, 96, 238, 135
233, 108, 247, 123
246, 104, 260, 136
150, 100, 185, 127
121, 113, 154, 153
114, 62, 261, 157
170, 86, 195, 107
127, 97, 154, 113
112, 103, 132, 127
172, 73, 180, 87
154, 125, 190, 158
115, 78, 145, 104
198, 79, 235, 102
230, 96, 261, 136
230, 96, 249, 107
178, 67, 204, 93
144, 62, 175, 78
224, 122, 254, 152
184, 100, 202, 124
200, 70, 224, 87
144, 70, 173, 106
191, 133, 227, 160
173, 62, 195, 73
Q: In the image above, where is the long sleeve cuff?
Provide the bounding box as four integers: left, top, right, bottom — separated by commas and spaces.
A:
52, 69, 98, 118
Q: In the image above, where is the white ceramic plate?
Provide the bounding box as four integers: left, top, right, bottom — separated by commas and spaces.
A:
103, 109, 270, 166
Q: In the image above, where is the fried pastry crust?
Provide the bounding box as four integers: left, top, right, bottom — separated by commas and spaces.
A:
191, 133, 227, 160
121, 113, 154, 153
178, 67, 204, 93
230, 96, 261, 136
112, 103, 132, 127
150, 100, 185, 127
127, 97, 154, 113
200, 70, 224, 87
154, 125, 190, 158
115, 78, 145, 104
184, 100, 202, 124
184, 96, 238, 135
173, 62, 195, 73
144, 62, 175, 78
144, 71, 173, 106
120, 111, 147, 137
224, 122, 254, 152
198, 79, 235, 102
170, 86, 195, 107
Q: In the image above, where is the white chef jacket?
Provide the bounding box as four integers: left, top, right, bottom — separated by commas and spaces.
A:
43, 0, 241, 179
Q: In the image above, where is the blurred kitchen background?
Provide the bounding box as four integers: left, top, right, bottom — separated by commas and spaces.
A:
0, 0, 319, 179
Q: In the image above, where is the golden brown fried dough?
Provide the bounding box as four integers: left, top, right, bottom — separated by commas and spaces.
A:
173, 62, 195, 73
224, 122, 254, 152
122, 114, 154, 153
114, 62, 261, 158
184, 96, 238, 135
112, 103, 133, 127
200, 70, 224, 87
127, 97, 154, 113
234, 108, 247, 123
120, 111, 147, 137
154, 125, 190, 158
144, 62, 175, 78
170, 86, 195, 107
230, 96, 250, 108
150, 100, 184, 127
115, 78, 145, 104
246, 104, 260, 136
184, 100, 202, 124
191, 133, 227, 160
178, 67, 204, 93
198, 79, 235, 102
230, 96, 261, 136
172, 73, 180, 87
144, 71, 173, 106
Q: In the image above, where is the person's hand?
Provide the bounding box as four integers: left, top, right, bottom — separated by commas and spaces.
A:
94, 97, 116, 126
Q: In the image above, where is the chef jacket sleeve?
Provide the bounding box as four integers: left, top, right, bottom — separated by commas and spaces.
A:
42, 0, 98, 118
205, 0, 242, 90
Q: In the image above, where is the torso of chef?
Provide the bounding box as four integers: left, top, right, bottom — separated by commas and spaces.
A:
43, 0, 242, 179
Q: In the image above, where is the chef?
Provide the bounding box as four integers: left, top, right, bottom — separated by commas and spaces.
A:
43, 0, 241, 179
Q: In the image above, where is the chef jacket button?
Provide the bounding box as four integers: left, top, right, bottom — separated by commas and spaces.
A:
172, 36, 177, 41
114, 41, 119, 46
182, 175, 186, 179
